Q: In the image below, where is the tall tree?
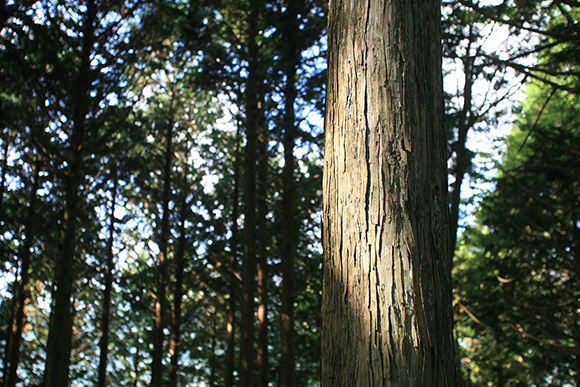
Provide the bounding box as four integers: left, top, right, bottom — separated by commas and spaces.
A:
321, 0, 456, 385
225, 127, 241, 387
256, 91, 270, 387
151, 92, 175, 387
168, 168, 189, 387
97, 171, 118, 387
270, 2, 327, 383
4, 155, 39, 387
278, 2, 300, 385
43, 2, 97, 384
0, 135, 8, 227
240, 3, 265, 385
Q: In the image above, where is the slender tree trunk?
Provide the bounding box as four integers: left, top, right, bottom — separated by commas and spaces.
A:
279, 79, 297, 387
449, 28, 476, 258
97, 173, 118, 387
256, 92, 269, 387
4, 157, 39, 387
225, 128, 241, 387
44, 143, 79, 387
44, 3, 96, 385
256, 235, 269, 387
133, 344, 141, 387
209, 308, 218, 387
279, 3, 300, 385
240, 9, 261, 387
449, 33, 476, 387
0, 136, 9, 226
2, 311, 12, 384
152, 113, 174, 387
321, 0, 456, 385
168, 170, 189, 387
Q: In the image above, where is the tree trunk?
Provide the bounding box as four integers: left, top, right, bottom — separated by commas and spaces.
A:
168, 170, 189, 387
449, 30, 476, 258
44, 142, 79, 387
240, 8, 261, 387
321, 0, 457, 385
225, 128, 241, 387
449, 34, 476, 387
151, 113, 174, 387
97, 173, 118, 387
209, 308, 218, 387
43, 2, 96, 385
4, 157, 39, 387
0, 136, 9, 226
133, 344, 141, 387
256, 92, 269, 387
1, 135, 12, 383
279, 2, 300, 386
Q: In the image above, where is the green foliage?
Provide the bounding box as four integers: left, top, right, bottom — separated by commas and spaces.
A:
455, 77, 580, 385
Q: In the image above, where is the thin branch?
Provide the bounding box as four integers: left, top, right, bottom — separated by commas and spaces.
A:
519, 88, 556, 151
486, 55, 580, 94
509, 323, 579, 349
459, 0, 580, 41
520, 298, 577, 311
457, 300, 493, 331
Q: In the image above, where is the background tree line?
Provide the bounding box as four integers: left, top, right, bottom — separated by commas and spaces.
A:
0, 0, 577, 385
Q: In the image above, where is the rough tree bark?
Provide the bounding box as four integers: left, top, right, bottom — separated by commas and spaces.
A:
321, 0, 457, 385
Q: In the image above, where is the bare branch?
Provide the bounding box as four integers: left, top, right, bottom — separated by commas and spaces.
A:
459, 0, 580, 41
